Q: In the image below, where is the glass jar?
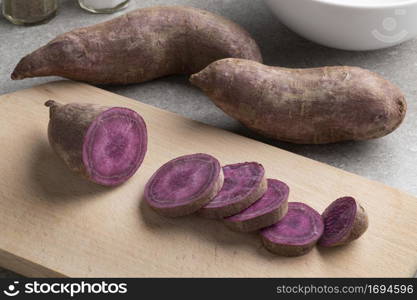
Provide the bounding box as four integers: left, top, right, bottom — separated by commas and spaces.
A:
78, 0, 130, 14
2, 0, 58, 25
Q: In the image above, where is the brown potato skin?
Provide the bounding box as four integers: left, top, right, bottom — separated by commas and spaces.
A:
224, 201, 288, 233
262, 237, 317, 257
190, 58, 407, 144
45, 100, 107, 178
12, 6, 262, 85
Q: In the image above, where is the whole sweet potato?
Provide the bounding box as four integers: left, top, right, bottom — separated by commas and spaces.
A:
190, 59, 407, 144
12, 6, 262, 85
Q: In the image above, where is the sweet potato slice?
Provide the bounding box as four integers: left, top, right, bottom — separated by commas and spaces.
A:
261, 202, 324, 256
144, 153, 224, 217
224, 179, 289, 232
198, 162, 267, 219
46, 100, 147, 186
318, 196, 368, 247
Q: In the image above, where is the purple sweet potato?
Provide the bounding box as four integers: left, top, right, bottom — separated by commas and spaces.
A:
11, 6, 262, 85
261, 202, 324, 257
45, 100, 147, 186
190, 58, 407, 144
144, 153, 224, 217
224, 179, 289, 232
198, 162, 267, 219
319, 196, 368, 247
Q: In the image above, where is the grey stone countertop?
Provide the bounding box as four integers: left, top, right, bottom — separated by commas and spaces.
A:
0, 0, 416, 278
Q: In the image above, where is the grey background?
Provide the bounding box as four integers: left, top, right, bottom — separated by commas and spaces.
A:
0, 0, 416, 278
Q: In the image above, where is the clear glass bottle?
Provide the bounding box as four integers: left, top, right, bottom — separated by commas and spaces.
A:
78, 0, 130, 14
2, 0, 58, 26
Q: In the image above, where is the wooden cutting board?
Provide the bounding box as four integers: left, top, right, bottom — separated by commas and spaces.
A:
0, 81, 416, 278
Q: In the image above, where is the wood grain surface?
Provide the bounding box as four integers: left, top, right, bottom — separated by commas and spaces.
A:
0, 81, 416, 277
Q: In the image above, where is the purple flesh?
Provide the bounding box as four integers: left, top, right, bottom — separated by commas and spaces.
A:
226, 179, 288, 222
199, 162, 265, 218
145, 153, 222, 214
82, 107, 147, 186
319, 196, 357, 247
261, 202, 324, 246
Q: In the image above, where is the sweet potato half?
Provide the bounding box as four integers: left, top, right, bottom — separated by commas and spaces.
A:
45, 100, 147, 186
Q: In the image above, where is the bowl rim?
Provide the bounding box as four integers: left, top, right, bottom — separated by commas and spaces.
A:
310, 0, 417, 9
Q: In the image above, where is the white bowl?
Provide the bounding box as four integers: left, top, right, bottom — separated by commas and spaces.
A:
264, 0, 417, 50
